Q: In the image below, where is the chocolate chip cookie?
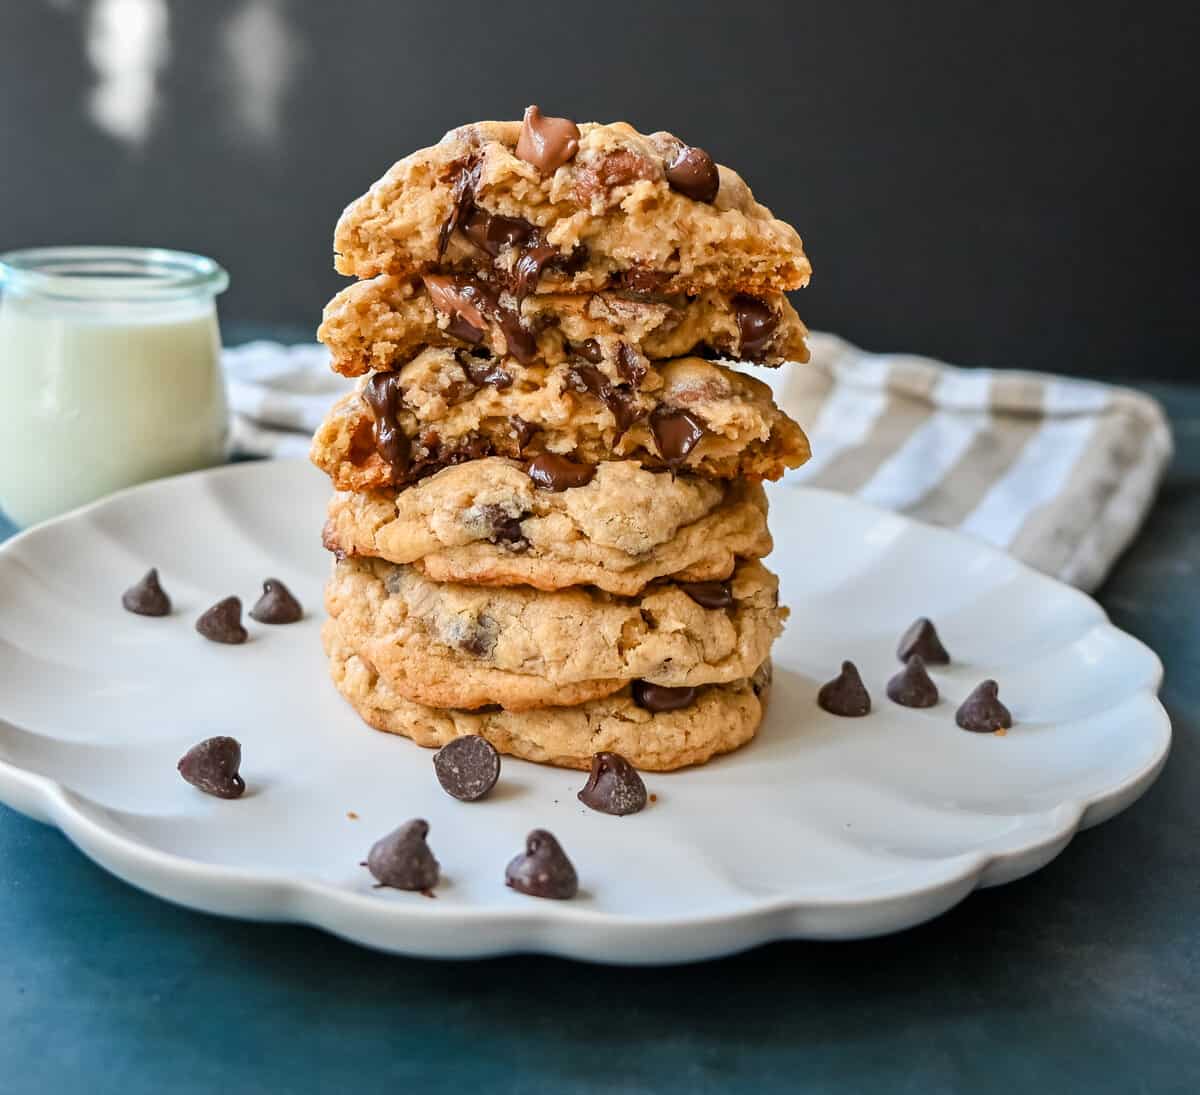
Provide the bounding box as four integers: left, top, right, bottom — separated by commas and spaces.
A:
324, 556, 785, 710
325, 619, 772, 771
321, 458, 772, 595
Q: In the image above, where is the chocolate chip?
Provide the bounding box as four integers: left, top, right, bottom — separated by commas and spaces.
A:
178, 736, 245, 799
495, 307, 536, 364
477, 503, 528, 547
886, 655, 939, 708
665, 145, 719, 202
616, 342, 647, 387
955, 680, 1013, 733
433, 735, 501, 802
505, 829, 578, 899
438, 158, 479, 258
363, 373, 410, 477
122, 568, 171, 616
424, 274, 493, 343
817, 661, 871, 716
514, 105, 580, 174
568, 364, 640, 435
896, 617, 951, 665
678, 580, 733, 609
631, 680, 697, 712
514, 243, 560, 300
527, 453, 596, 492
366, 819, 440, 891
510, 417, 537, 451
195, 596, 248, 644
577, 752, 647, 816
619, 268, 671, 295
733, 295, 779, 359
462, 356, 512, 389
449, 614, 497, 657
249, 579, 303, 625
650, 407, 706, 467
574, 338, 603, 364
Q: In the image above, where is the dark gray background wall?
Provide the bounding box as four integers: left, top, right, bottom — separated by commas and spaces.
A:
2, 0, 1196, 378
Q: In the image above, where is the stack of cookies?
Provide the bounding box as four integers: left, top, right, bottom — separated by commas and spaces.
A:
312, 107, 813, 771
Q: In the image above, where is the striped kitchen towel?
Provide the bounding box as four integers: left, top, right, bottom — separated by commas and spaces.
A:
225, 334, 1173, 592
764, 333, 1173, 591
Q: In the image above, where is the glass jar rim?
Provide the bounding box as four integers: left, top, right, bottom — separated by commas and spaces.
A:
0, 246, 229, 303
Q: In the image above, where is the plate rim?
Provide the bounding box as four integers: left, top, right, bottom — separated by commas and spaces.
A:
0, 460, 1173, 962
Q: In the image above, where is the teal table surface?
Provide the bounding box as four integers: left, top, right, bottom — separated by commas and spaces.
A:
1, 381, 1197, 1094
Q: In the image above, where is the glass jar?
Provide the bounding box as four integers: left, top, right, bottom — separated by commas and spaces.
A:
0, 246, 230, 526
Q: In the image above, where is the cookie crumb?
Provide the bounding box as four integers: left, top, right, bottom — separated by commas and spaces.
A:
994, 728, 1008, 737
347, 811, 359, 820
649, 793, 658, 803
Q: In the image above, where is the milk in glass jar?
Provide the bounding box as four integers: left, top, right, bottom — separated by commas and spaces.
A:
0, 247, 230, 526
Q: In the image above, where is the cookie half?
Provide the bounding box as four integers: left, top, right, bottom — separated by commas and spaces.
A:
333, 117, 810, 296
310, 354, 810, 491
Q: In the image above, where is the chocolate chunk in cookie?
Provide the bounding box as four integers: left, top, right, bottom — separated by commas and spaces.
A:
665, 145, 719, 203
817, 661, 871, 717
122, 568, 171, 617
363, 372, 410, 476
366, 819, 440, 891
678, 580, 733, 609
178, 735, 245, 799
955, 680, 1012, 733
886, 655, 939, 708
505, 829, 578, 899
896, 617, 951, 665
527, 453, 596, 492
250, 579, 303, 625
733, 295, 779, 359
650, 407, 707, 467
631, 680, 697, 712
196, 597, 248, 644
578, 752, 648, 816
515, 105, 580, 174
434, 735, 501, 802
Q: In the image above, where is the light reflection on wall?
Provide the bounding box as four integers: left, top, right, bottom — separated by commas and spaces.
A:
84, 0, 169, 146
220, 0, 302, 148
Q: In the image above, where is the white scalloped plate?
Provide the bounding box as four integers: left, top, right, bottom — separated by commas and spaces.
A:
0, 460, 1170, 962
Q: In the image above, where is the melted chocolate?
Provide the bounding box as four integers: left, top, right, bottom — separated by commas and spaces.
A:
438, 159, 479, 258
510, 416, 537, 451
678, 580, 734, 609
527, 453, 596, 492
616, 342, 647, 387
461, 207, 535, 256
568, 364, 641, 435
733, 295, 779, 359
514, 243, 560, 300
650, 407, 706, 467
574, 339, 604, 364
363, 373, 410, 477
462, 356, 513, 389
